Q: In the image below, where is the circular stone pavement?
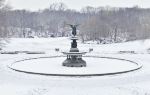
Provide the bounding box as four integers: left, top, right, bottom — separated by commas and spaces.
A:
8, 56, 142, 77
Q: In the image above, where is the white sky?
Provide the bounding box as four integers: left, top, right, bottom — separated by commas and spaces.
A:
7, 0, 150, 11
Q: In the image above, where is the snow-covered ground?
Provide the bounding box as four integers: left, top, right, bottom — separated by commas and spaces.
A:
0, 37, 150, 95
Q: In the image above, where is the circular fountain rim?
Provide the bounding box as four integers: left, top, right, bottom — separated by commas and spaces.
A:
7, 56, 142, 77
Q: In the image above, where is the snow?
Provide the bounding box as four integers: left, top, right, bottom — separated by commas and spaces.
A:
0, 37, 150, 95
3, 38, 150, 54
3, 38, 70, 52
10, 57, 139, 75
84, 39, 150, 54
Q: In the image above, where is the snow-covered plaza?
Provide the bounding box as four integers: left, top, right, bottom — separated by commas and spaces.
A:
0, 38, 150, 95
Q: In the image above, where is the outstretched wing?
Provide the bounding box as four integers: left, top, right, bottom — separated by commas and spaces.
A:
66, 24, 73, 28
74, 24, 80, 27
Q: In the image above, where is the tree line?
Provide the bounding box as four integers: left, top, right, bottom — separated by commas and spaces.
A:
0, 2, 150, 43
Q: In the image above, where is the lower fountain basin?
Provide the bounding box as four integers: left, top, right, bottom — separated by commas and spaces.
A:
8, 56, 142, 76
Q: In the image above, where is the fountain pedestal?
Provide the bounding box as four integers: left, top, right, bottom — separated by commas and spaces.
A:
62, 36, 87, 67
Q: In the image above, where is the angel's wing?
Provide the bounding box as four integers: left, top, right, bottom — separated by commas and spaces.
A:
74, 24, 80, 27
66, 24, 73, 28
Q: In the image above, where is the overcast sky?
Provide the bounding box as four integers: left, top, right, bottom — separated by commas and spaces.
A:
7, 0, 150, 11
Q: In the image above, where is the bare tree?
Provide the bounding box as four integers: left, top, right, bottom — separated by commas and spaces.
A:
0, 3, 149, 42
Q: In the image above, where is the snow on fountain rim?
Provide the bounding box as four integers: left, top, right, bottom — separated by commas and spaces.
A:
8, 56, 142, 77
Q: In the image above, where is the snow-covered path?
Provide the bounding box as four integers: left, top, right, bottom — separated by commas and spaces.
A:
0, 38, 150, 95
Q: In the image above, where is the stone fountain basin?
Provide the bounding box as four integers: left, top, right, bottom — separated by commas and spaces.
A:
8, 56, 142, 76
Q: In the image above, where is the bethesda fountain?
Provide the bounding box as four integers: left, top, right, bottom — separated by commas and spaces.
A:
62, 24, 86, 67
7, 24, 142, 77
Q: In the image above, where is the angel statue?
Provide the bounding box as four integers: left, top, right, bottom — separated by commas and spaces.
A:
67, 24, 80, 36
